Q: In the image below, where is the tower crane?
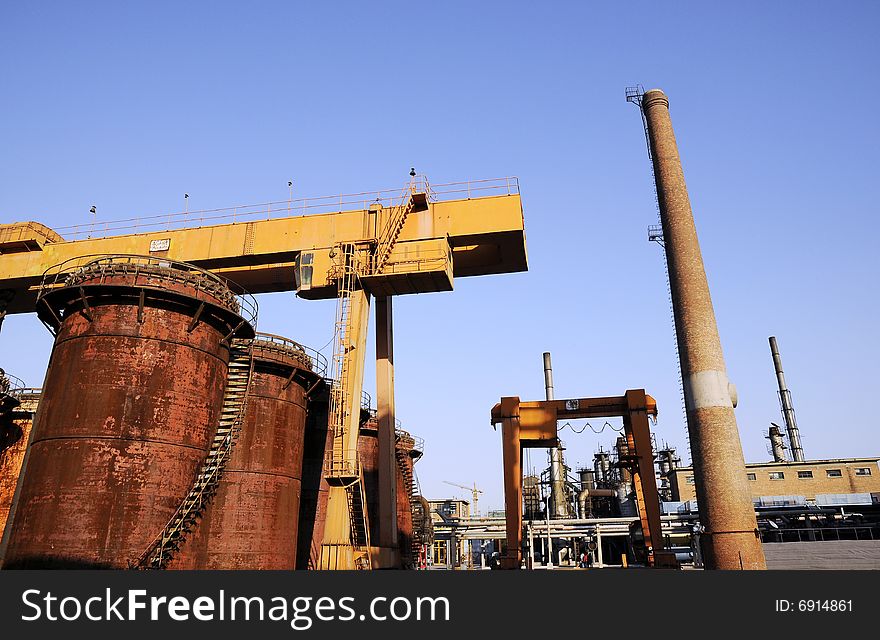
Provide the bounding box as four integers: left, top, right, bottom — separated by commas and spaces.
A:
0, 174, 527, 569
443, 480, 483, 516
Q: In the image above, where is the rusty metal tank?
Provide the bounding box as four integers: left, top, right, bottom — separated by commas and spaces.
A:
358, 418, 381, 545
0, 377, 39, 538
1, 255, 255, 569
174, 333, 325, 569
297, 387, 373, 569
296, 385, 332, 569
357, 418, 423, 567
395, 430, 422, 568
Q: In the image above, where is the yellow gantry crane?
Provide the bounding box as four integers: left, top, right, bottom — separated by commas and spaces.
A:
0, 174, 527, 569
443, 480, 483, 516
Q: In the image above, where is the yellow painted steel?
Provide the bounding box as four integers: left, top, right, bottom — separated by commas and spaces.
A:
0, 179, 528, 570
0, 193, 526, 314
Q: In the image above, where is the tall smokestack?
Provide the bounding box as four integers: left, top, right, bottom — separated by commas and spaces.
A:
769, 336, 804, 462
641, 88, 765, 570
542, 352, 569, 518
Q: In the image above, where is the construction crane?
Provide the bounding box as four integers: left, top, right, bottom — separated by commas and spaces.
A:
0, 174, 527, 570
443, 480, 483, 516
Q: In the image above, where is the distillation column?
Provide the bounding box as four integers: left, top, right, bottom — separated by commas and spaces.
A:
543, 353, 569, 519
641, 89, 765, 570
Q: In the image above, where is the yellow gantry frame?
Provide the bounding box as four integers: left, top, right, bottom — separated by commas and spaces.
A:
0, 185, 528, 570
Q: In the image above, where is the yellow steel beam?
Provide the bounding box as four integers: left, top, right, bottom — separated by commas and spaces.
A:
0, 194, 527, 314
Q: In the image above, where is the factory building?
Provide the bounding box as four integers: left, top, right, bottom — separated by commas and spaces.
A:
669, 458, 880, 505
427, 499, 477, 569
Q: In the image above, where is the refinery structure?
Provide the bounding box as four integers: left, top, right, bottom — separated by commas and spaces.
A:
1, 89, 878, 571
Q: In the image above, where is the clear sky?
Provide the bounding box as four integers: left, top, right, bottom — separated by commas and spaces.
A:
2, 1, 878, 511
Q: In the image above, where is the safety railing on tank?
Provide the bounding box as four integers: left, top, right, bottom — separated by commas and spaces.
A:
51, 177, 520, 242
324, 379, 372, 413
11, 387, 41, 399
0, 371, 26, 397
253, 332, 329, 378
37, 254, 258, 330
395, 428, 424, 458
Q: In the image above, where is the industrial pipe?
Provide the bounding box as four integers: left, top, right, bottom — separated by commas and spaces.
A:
769, 336, 804, 462
641, 88, 765, 570
767, 423, 787, 463
577, 488, 616, 519
543, 352, 569, 519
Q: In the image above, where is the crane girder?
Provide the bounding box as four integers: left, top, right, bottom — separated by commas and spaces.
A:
0, 193, 527, 314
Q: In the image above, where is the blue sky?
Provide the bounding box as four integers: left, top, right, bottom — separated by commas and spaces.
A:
1, 1, 878, 511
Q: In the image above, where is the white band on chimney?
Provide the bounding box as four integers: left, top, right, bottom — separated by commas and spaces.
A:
683, 370, 734, 411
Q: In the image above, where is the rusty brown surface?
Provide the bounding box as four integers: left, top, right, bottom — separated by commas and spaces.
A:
358, 424, 381, 544
297, 389, 331, 569
0, 393, 40, 537
2, 279, 232, 569
395, 441, 415, 567
642, 88, 765, 570
173, 345, 314, 570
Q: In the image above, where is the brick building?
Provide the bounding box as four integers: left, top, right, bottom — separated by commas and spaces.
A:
669, 458, 880, 503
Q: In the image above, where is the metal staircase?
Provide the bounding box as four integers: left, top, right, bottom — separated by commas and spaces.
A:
395, 432, 426, 568
394, 441, 418, 566
346, 470, 372, 570
0, 372, 22, 417
373, 177, 430, 274
136, 338, 254, 569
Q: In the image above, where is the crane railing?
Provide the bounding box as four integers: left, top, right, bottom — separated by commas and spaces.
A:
51, 177, 521, 242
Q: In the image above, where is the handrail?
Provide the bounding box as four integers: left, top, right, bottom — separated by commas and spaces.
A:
37, 254, 258, 330
51, 177, 520, 241
0, 370, 26, 396
253, 331, 328, 378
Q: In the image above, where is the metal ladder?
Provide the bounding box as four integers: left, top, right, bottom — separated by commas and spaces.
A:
136, 338, 254, 569
346, 470, 372, 570
326, 244, 359, 481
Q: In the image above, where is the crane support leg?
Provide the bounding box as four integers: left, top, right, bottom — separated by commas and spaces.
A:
491, 390, 678, 569
622, 389, 675, 567
375, 296, 400, 564
320, 288, 372, 570
500, 402, 523, 569
0, 290, 13, 334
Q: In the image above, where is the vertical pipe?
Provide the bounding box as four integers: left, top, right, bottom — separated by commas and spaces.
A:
641, 89, 765, 570
769, 336, 804, 462
543, 352, 568, 518
767, 424, 787, 463
542, 352, 555, 401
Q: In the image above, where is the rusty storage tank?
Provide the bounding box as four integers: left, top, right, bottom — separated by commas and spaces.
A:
0, 376, 39, 538
1, 255, 255, 569
296, 385, 372, 569
395, 430, 422, 569
358, 417, 381, 545
174, 333, 325, 569
296, 384, 332, 569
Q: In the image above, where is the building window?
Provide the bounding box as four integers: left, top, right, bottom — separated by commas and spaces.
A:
826, 469, 843, 478
746, 473, 757, 481
855, 467, 873, 476
797, 470, 813, 479
769, 472, 785, 480
685, 475, 695, 485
